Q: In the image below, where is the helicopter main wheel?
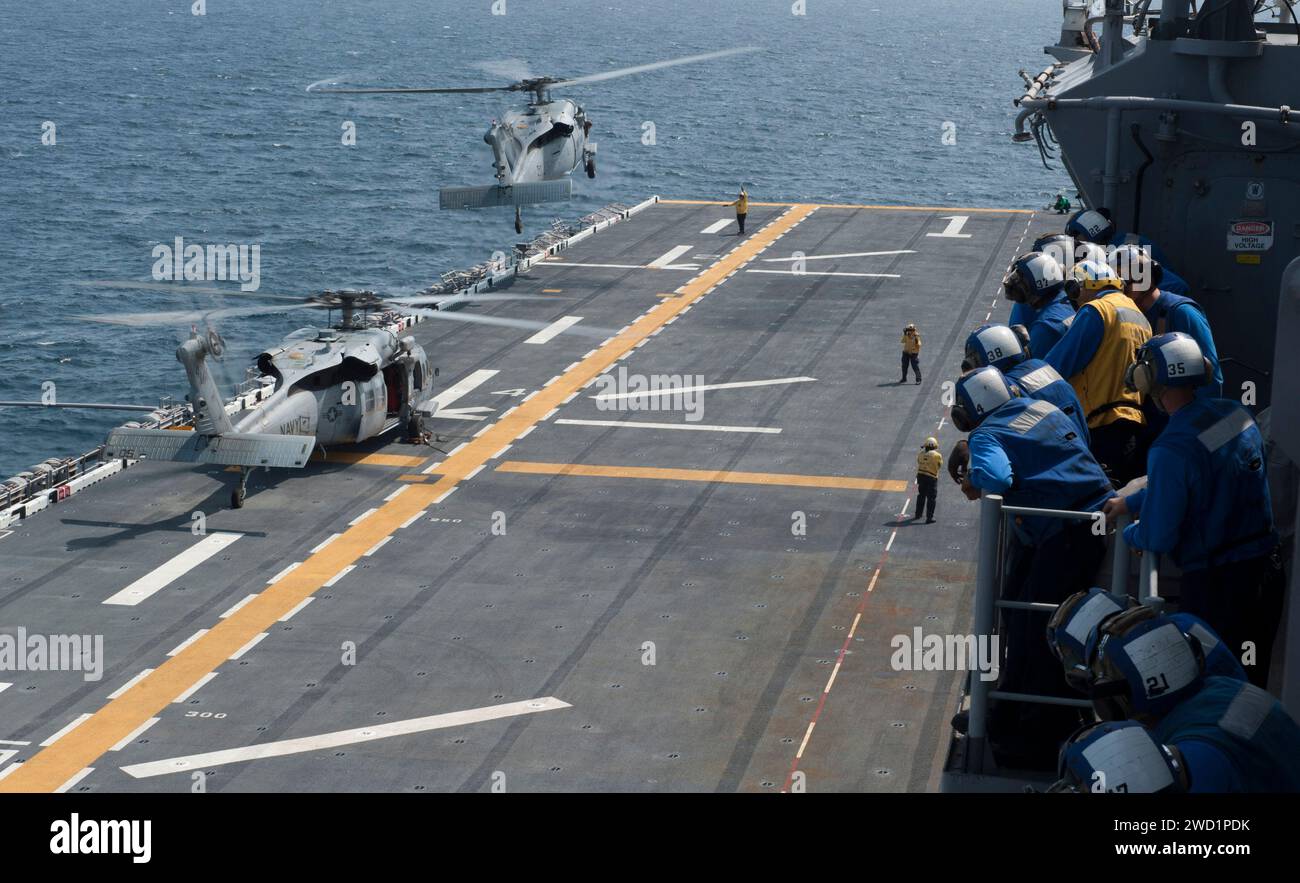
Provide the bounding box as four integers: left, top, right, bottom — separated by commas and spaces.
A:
585, 158, 596, 179
231, 467, 250, 509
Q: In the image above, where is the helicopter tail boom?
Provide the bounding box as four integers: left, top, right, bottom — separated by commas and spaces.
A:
439, 179, 572, 210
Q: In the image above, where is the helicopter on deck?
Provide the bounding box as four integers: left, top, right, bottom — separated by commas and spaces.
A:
306, 47, 759, 233
1, 285, 605, 507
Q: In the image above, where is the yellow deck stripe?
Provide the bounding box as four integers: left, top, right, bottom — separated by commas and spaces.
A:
0, 203, 819, 792
660, 198, 1032, 214
312, 452, 429, 468
496, 461, 906, 493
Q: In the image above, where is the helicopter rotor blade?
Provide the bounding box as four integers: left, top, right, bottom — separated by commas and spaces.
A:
0, 401, 160, 412
71, 303, 320, 328
306, 78, 514, 95
404, 306, 613, 339
553, 46, 761, 89
473, 58, 535, 83
74, 280, 308, 302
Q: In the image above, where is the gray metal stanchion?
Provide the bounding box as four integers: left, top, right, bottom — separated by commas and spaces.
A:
1111, 514, 1131, 600
966, 494, 1003, 774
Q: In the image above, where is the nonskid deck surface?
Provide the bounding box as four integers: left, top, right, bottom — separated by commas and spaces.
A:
0, 200, 1054, 792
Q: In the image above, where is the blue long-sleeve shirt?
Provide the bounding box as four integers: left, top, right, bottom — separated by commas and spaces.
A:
1044, 302, 1105, 381
1147, 297, 1223, 399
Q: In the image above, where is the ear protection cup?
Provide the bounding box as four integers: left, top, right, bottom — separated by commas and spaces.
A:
1125, 359, 1154, 395
950, 404, 975, 433
1064, 278, 1082, 305
1149, 258, 1164, 289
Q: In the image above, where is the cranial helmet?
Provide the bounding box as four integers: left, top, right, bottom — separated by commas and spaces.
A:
1125, 332, 1212, 397
1109, 243, 1164, 294
1047, 588, 1135, 693
1064, 259, 1123, 306
1066, 208, 1116, 244
951, 366, 1017, 432
1048, 720, 1188, 793
923, 437, 939, 450
962, 323, 1031, 373
1002, 251, 1065, 306
1088, 610, 1206, 722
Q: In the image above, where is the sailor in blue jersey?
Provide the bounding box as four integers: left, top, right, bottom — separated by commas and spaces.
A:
1048, 721, 1194, 793
1085, 611, 1300, 791
1109, 243, 1221, 403
961, 322, 1089, 443
1065, 207, 1190, 294
1002, 248, 1077, 356
953, 367, 1114, 765
1103, 333, 1284, 688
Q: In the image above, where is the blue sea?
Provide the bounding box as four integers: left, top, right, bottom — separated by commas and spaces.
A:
0, 0, 1071, 478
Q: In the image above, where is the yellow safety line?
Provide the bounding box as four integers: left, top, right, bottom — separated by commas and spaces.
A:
312, 452, 429, 468
496, 461, 907, 493
659, 198, 1033, 214
0, 203, 820, 792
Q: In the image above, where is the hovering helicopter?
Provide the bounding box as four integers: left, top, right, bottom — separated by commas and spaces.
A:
2, 285, 606, 508
306, 46, 759, 233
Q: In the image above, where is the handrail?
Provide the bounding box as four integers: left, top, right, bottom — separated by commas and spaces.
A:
963, 493, 1163, 773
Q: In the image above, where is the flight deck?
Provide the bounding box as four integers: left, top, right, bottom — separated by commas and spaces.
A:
0, 198, 1059, 793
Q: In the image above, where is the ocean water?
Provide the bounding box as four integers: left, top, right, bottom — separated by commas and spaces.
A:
0, 0, 1071, 479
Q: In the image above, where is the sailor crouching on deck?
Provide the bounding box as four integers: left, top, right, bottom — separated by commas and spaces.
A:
900, 323, 921, 384
1044, 260, 1152, 486
1101, 333, 1285, 689
952, 366, 1115, 768
913, 437, 941, 524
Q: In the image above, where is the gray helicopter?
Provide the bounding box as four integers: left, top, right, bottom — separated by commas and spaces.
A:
307, 47, 759, 233
2, 285, 605, 508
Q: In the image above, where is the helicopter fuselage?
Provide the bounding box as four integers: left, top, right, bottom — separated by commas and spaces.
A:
231, 325, 434, 447
486, 97, 594, 186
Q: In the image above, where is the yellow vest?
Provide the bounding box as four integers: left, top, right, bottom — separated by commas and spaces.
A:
1068, 290, 1151, 429
735, 194, 749, 214
901, 332, 921, 354
917, 449, 942, 478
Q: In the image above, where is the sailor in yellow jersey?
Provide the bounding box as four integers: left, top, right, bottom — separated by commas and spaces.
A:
913, 437, 942, 523
1044, 259, 1152, 485
730, 188, 749, 235
900, 323, 922, 384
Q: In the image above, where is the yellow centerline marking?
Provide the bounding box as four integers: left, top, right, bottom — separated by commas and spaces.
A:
311, 451, 428, 468
0, 202, 820, 793
495, 461, 906, 493
660, 198, 1032, 214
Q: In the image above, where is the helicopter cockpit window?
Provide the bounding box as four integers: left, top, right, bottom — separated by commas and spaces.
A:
532, 122, 573, 150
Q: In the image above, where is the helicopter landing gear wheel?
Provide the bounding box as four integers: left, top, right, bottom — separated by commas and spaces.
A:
514, 206, 523, 234
585, 158, 596, 179
231, 467, 250, 509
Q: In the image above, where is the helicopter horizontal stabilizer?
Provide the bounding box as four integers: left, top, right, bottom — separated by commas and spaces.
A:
104, 428, 314, 469
439, 179, 572, 210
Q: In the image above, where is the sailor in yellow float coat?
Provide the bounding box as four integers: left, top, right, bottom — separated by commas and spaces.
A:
913, 437, 942, 523
731, 189, 749, 235
900, 324, 922, 384
1044, 260, 1151, 485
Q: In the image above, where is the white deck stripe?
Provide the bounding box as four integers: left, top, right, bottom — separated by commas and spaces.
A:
524, 315, 584, 345
267, 562, 302, 584
102, 532, 242, 606
761, 249, 915, 262
41, 714, 92, 747
647, 245, 694, 268
279, 598, 315, 622
745, 269, 901, 278
364, 536, 392, 557
107, 669, 154, 700
172, 673, 217, 704
349, 508, 377, 526
0, 682, 9, 694
167, 629, 208, 657
555, 418, 781, 434
592, 376, 816, 402
121, 697, 572, 779
220, 594, 258, 619
55, 767, 94, 793
230, 633, 269, 660
324, 565, 355, 587
109, 718, 159, 752
701, 219, 732, 234
430, 369, 499, 413
310, 534, 341, 554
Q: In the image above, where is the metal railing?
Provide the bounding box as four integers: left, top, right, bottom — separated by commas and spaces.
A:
964, 493, 1160, 773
